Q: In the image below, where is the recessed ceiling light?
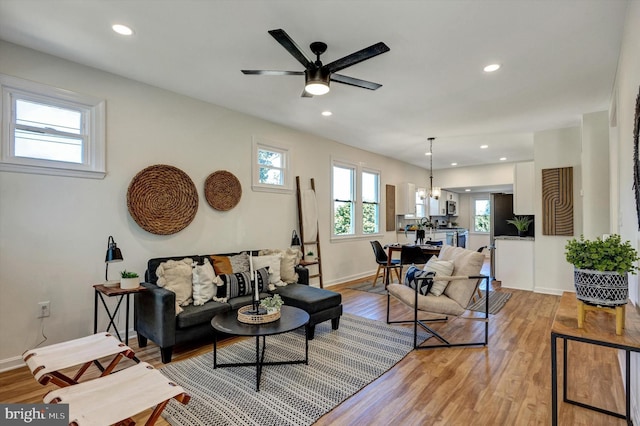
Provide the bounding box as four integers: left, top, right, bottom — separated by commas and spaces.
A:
499, 157, 507, 161
112, 24, 134, 36
480, 145, 488, 149
465, 189, 471, 192
451, 162, 458, 166
321, 111, 332, 117
484, 63, 501, 72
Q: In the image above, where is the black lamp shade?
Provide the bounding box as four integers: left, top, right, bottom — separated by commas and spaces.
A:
105, 236, 123, 263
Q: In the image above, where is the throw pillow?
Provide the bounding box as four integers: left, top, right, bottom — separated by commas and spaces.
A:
214, 267, 269, 303
252, 253, 284, 290
156, 258, 194, 314
259, 248, 300, 283
404, 266, 436, 295
423, 256, 455, 296
210, 253, 251, 275
192, 258, 216, 306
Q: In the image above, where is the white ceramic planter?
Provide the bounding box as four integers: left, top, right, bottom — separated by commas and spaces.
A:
120, 277, 140, 290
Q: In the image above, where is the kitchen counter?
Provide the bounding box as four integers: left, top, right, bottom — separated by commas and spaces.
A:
494, 236, 535, 241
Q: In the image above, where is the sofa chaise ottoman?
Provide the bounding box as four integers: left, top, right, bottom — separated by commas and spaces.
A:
134, 251, 342, 363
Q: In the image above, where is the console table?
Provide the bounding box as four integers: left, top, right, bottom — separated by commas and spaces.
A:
550, 291, 640, 425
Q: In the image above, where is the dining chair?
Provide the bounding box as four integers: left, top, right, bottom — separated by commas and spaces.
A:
399, 245, 430, 282
370, 241, 402, 287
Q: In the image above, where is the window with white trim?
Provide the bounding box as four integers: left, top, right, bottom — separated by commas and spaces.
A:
0, 74, 106, 178
332, 159, 381, 238
252, 138, 292, 193
473, 197, 490, 233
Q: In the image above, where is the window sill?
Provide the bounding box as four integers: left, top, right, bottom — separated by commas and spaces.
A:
0, 162, 106, 179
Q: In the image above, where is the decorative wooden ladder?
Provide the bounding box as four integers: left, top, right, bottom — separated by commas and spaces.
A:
296, 176, 323, 288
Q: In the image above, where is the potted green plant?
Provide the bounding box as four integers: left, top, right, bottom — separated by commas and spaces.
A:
260, 294, 284, 314
120, 270, 140, 290
506, 216, 533, 237
565, 234, 639, 306
304, 251, 315, 262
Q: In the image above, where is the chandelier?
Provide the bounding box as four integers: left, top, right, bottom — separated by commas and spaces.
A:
428, 137, 441, 200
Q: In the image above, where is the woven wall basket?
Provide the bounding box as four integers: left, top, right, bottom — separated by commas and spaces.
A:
204, 170, 242, 211
127, 164, 198, 235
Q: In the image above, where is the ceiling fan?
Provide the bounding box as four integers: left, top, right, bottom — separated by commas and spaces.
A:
241, 29, 390, 97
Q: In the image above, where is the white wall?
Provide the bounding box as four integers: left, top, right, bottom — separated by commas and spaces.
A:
611, 3, 640, 423
0, 41, 429, 368
532, 126, 583, 295
581, 110, 610, 238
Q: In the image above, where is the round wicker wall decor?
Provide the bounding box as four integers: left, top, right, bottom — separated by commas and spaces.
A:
127, 164, 198, 235
205, 170, 242, 211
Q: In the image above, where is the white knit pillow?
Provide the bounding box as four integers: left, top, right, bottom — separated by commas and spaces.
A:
423, 256, 454, 296
252, 254, 284, 290
156, 258, 194, 314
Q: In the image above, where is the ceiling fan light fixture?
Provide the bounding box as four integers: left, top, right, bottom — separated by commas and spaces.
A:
305, 69, 330, 96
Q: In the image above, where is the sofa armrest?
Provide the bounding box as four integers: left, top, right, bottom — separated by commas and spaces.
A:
295, 265, 309, 285
134, 282, 177, 347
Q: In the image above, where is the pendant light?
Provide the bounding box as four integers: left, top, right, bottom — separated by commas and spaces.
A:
428, 137, 441, 200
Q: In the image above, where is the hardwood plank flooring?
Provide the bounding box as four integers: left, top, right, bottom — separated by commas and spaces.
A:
0, 278, 627, 425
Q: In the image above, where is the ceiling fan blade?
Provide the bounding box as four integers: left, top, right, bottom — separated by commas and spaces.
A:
241, 70, 304, 76
268, 29, 312, 69
325, 42, 390, 73
331, 73, 382, 90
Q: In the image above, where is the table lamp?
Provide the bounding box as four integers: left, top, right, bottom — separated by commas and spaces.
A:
104, 235, 123, 286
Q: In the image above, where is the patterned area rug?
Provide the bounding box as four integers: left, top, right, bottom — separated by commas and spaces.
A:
467, 291, 512, 314
160, 313, 430, 426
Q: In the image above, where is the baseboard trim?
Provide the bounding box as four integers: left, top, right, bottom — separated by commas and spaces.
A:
323, 269, 377, 287
533, 287, 566, 296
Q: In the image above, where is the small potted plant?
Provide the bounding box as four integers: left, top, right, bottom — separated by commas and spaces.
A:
304, 251, 315, 262
506, 216, 533, 237
260, 294, 284, 314
565, 234, 639, 306
120, 270, 140, 290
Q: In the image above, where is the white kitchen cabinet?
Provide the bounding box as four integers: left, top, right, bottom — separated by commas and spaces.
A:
429, 195, 447, 216
396, 183, 416, 216
494, 238, 534, 290
445, 191, 458, 203
513, 162, 534, 215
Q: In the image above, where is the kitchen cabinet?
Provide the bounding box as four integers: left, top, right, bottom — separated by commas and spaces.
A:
429, 195, 447, 216
445, 191, 459, 203
513, 161, 534, 215
396, 183, 416, 216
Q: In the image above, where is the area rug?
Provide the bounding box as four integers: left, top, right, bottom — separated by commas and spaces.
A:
347, 280, 388, 295
467, 291, 512, 314
160, 313, 430, 426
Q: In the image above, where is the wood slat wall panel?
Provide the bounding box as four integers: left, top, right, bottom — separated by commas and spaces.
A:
542, 167, 574, 235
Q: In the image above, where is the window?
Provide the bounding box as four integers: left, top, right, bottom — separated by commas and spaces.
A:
362, 171, 379, 234
252, 138, 292, 193
473, 198, 490, 233
0, 74, 106, 178
415, 188, 426, 218
332, 159, 380, 238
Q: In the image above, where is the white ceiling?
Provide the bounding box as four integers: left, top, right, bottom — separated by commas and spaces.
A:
0, 0, 628, 172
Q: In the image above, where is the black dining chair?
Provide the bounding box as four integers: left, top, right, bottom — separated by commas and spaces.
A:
370, 241, 402, 287
399, 245, 431, 283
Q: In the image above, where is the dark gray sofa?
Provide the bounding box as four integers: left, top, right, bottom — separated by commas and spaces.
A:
134, 252, 342, 363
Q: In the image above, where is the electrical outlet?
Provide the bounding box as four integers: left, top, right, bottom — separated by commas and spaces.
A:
37, 301, 50, 318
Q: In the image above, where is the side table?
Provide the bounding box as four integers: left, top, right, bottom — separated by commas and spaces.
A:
93, 284, 145, 346
551, 291, 640, 424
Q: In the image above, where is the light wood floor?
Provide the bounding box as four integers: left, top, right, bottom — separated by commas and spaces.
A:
0, 278, 627, 425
